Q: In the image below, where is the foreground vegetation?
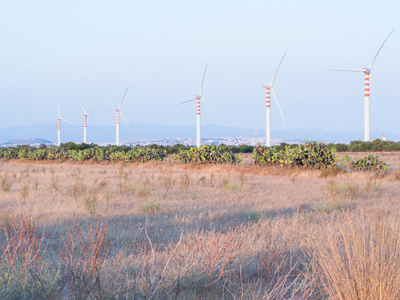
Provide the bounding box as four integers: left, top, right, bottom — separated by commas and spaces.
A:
4, 138, 400, 160
0, 142, 390, 174
0, 152, 399, 298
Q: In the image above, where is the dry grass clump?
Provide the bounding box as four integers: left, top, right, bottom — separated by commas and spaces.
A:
310, 211, 400, 300
319, 166, 347, 178
325, 180, 360, 200
0, 174, 12, 192
139, 197, 161, 214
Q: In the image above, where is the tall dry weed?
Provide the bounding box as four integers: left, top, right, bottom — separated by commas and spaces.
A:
0, 215, 46, 298
180, 173, 190, 190
310, 211, 400, 300
0, 175, 12, 192
19, 181, 30, 202
60, 217, 112, 299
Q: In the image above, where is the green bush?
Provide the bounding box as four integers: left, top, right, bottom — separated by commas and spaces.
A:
350, 154, 389, 173
252, 141, 337, 170
173, 144, 242, 164
0, 144, 166, 163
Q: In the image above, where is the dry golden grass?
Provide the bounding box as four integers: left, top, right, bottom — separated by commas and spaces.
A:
0, 153, 399, 298
310, 211, 400, 300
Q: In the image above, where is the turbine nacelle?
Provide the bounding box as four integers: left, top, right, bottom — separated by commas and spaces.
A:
363, 68, 371, 74
81, 104, 93, 116
261, 84, 272, 89
56, 105, 71, 124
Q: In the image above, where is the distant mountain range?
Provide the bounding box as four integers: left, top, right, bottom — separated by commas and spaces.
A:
0, 123, 398, 145
2, 137, 53, 147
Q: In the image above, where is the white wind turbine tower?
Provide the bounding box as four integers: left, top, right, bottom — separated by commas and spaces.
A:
176, 64, 218, 147
81, 104, 93, 144
261, 52, 287, 147
56, 105, 71, 146
113, 86, 132, 146
334, 28, 394, 142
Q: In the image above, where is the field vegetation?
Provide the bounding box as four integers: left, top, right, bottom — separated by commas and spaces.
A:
0, 146, 399, 298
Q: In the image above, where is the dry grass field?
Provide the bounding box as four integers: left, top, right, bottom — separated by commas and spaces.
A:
1, 152, 400, 299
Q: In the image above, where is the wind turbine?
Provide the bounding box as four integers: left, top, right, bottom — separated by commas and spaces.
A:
81, 104, 93, 144
114, 86, 132, 146
56, 105, 71, 146
334, 28, 394, 142
176, 64, 217, 147
261, 52, 287, 147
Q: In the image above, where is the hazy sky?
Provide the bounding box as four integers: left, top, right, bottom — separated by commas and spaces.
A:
1, 0, 400, 136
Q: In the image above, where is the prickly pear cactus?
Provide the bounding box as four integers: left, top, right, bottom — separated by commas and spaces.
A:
173, 144, 242, 164
252, 141, 337, 169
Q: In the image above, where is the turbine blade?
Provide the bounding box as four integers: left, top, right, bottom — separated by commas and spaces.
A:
369, 28, 394, 70
81, 104, 87, 115
325, 69, 365, 72
61, 118, 72, 125
201, 97, 220, 118
119, 86, 129, 110
370, 73, 393, 116
120, 111, 133, 133
199, 64, 208, 97
270, 52, 287, 86
175, 98, 196, 106
271, 88, 286, 123
58, 104, 61, 118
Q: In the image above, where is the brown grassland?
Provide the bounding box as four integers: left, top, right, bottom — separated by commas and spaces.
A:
1, 152, 400, 299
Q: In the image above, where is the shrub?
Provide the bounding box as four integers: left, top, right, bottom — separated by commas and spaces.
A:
0, 175, 12, 192
173, 144, 242, 164
136, 186, 152, 198
83, 196, 98, 215
341, 153, 389, 173
319, 166, 347, 178
253, 141, 337, 170
139, 198, 161, 214
351, 153, 389, 173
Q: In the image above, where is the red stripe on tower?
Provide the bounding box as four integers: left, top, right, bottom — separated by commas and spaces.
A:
266, 88, 271, 108
364, 72, 370, 97
116, 111, 119, 124
197, 97, 200, 115
84, 115, 87, 127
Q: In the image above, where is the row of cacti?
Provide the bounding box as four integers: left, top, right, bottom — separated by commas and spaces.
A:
173, 144, 242, 164
0, 146, 167, 163
252, 141, 337, 170
0, 143, 389, 172
0, 145, 241, 164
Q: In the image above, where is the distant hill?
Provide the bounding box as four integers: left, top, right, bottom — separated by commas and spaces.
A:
1, 137, 53, 147
0, 123, 397, 144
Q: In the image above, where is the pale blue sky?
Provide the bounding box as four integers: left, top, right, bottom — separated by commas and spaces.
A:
1, 0, 399, 136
